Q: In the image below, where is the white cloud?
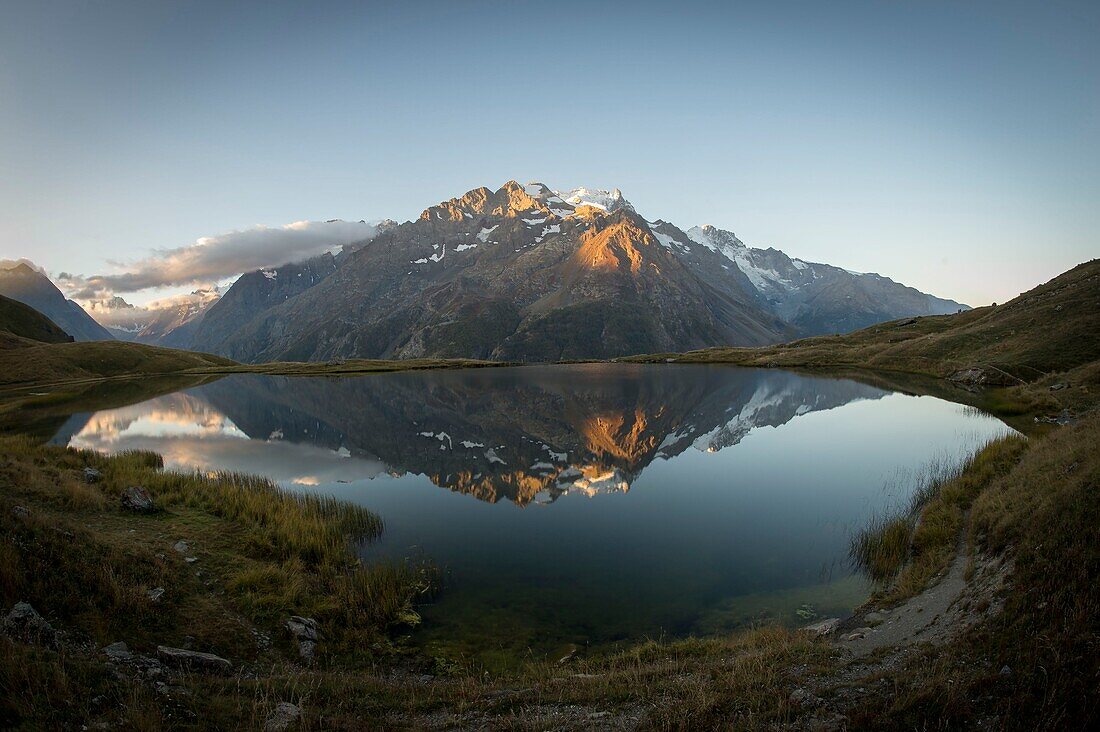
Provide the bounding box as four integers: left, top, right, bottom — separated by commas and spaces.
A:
61, 219, 379, 299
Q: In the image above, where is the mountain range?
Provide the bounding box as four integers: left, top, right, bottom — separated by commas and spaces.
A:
177, 181, 965, 362
10, 181, 968, 360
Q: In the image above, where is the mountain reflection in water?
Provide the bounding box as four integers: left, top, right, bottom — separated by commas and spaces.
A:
59, 364, 1016, 663
63, 365, 888, 505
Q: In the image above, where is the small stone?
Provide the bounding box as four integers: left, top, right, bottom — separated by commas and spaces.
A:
2, 602, 58, 648
1049, 383, 1067, 391
102, 641, 132, 661
999, 665, 1012, 678
147, 587, 166, 603
120, 486, 155, 513
264, 702, 302, 732
156, 645, 232, 674
802, 618, 841, 636
83, 467, 102, 483
11, 506, 29, 519
789, 687, 815, 707
185, 556, 198, 564
172, 540, 189, 554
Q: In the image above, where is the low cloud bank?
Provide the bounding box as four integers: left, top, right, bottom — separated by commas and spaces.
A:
61, 219, 379, 299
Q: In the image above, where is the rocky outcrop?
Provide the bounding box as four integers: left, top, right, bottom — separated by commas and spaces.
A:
2, 602, 58, 647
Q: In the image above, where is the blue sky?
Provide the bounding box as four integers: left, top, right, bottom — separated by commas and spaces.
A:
0, 0, 1097, 306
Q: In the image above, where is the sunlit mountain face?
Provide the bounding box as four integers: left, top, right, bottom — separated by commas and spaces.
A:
65, 365, 889, 505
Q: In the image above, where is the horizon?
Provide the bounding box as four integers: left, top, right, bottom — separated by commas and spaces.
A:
2, 1, 1099, 309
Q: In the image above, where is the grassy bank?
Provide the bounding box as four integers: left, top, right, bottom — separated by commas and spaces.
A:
0, 437, 437, 728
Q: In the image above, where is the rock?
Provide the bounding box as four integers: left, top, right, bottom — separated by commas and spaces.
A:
285, 616, 320, 661
185, 556, 199, 564
83, 467, 102, 483
2, 602, 58, 647
948, 367, 1016, 387
172, 540, 189, 554
120, 486, 155, 513
11, 505, 29, 519
102, 641, 133, 662
264, 702, 302, 732
789, 687, 815, 707
843, 628, 873, 642
1049, 383, 1068, 391
802, 617, 841, 635
895, 317, 917, 327
147, 587, 166, 603
156, 645, 233, 674
863, 611, 886, 626
999, 664, 1012, 678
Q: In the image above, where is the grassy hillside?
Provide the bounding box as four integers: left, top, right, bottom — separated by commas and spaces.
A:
630, 259, 1100, 385
0, 340, 237, 389
0, 294, 73, 346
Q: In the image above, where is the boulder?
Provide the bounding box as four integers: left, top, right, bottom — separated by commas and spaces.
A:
11, 505, 29, 519
147, 587, 166, 603
285, 616, 320, 661
83, 467, 102, 483
264, 702, 302, 732
172, 540, 189, 554
120, 486, 155, 513
156, 645, 233, 674
2, 602, 58, 647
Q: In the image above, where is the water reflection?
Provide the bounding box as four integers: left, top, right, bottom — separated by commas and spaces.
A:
66, 365, 890, 505
57, 364, 1015, 663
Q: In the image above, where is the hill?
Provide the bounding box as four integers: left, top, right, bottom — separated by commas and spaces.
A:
0, 262, 113, 341
0, 294, 73, 346
632, 259, 1100, 390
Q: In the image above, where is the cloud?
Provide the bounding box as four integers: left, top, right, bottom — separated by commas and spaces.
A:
61, 220, 379, 299
0, 258, 49, 275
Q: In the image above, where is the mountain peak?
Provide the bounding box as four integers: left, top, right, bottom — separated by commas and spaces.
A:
553, 186, 634, 213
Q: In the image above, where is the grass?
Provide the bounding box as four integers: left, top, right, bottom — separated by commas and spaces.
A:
0, 436, 440, 728
850, 436, 1028, 599
0, 293, 72, 345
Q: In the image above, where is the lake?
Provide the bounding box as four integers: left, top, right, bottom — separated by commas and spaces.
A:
53, 364, 1014, 666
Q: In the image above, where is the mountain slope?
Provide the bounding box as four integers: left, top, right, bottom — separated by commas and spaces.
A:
185, 180, 968, 362
682, 225, 966, 334
188, 253, 338, 356
0, 263, 113, 342
204, 182, 793, 362
633, 259, 1100, 385
0, 294, 74, 347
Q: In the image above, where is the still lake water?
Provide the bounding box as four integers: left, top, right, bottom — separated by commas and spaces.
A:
56, 364, 1013, 664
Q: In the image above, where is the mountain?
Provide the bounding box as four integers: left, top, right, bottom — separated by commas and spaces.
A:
0, 293, 73, 347
681, 225, 966, 334
183, 180, 966, 362
0, 263, 113, 342
187, 253, 338, 356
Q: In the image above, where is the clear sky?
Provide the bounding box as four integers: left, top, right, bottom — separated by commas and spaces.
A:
1, 0, 1097, 306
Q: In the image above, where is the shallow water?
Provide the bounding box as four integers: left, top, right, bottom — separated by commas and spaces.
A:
56, 364, 1014, 665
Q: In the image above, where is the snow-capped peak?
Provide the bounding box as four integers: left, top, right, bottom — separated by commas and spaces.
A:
685, 225, 746, 257
555, 186, 632, 212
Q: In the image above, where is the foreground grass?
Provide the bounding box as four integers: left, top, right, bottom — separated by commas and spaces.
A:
0, 437, 437, 728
